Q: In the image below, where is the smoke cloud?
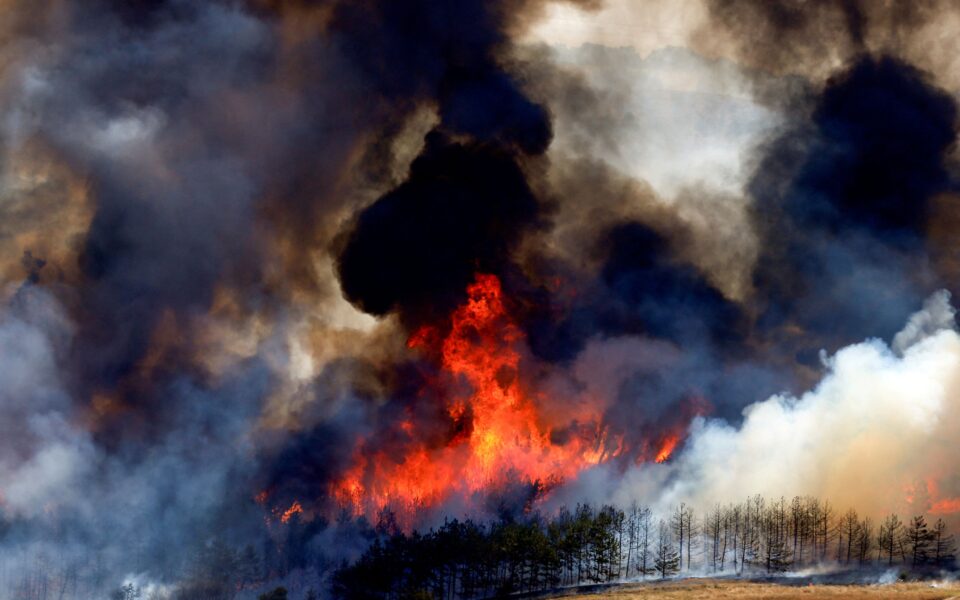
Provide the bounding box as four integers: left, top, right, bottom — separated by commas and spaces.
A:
584, 292, 960, 523
2, 0, 960, 597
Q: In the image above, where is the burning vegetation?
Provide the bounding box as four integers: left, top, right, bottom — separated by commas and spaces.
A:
332, 273, 619, 521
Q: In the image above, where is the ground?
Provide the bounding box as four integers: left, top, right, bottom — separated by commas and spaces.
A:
552, 578, 960, 599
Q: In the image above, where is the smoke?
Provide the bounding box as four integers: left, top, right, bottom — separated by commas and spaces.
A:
2, 0, 960, 597
336, 133, 544, 323
0, 284, 85, 516
572, 290, 960, 523
742, 54, 959, 384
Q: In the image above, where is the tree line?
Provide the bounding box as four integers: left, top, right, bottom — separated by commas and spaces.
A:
12, 494, 950, 599
333, 495, 958, 599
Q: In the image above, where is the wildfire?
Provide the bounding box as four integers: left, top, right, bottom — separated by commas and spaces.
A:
279, 501, 304, 524
931, 498, 960, 515
655, 435, 680, 463
922, 477, 960, 516
332, 274, 616, 520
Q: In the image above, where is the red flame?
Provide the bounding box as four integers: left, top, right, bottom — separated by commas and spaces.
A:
332, 274, 619, 520
324, 273, 706, 524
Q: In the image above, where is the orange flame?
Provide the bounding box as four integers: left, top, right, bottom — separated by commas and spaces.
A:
931, 498, 960, 515
924, 477, 960, 515
279, 501, 303, 524
655, 434, 680, 463
332, 274, 616, 520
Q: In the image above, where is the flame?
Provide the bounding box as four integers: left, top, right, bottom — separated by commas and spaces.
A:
924, 477, 960, 515
931, 498, 960, 515
332, 274, 616, 520
655, 434, 679, 463
279, 501, 303, 524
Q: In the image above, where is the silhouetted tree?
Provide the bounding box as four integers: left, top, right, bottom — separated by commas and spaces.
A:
878, 514, 904, 566
329, 497, 960, 599
905, 516, 934, 568
932, 518, 956, 568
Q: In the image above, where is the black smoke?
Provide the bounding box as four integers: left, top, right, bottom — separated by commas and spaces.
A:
337, 133, 544, 323
750, 55, 958, 355
519, 221, 745, 364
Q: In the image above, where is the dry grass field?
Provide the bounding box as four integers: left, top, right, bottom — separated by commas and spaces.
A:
554, 578, 960, 599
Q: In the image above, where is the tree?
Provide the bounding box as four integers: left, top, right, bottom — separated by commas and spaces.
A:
738, 495, 764, 572
878, 514, 904, 566
856, 518, 873, 566
638, 506, 653, 578
762, 498, 792, 572
683, 505, 696, 571
330, 496, 960, 598
654, 520, 680, 579
707, 505, 722, 572
624, 503, 639, 577
905, 516, 934, 568
841, 509, 859, 564
671, 504, 685, 572
932, 518, 956, 568
670, 503, 694, 572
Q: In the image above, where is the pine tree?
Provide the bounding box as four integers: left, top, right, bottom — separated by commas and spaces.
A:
878, 514, 904, 565
905, 516, 934, 568
932, 518, 957, 568
654, 521, 680, 580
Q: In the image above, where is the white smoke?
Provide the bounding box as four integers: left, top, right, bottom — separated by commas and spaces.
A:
661, 290, 960, 517
892, 290, 955, 355
559, 291, 960, 520
0, 284, 95, 518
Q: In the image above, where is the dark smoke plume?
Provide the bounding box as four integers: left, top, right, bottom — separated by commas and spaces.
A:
750, 55, 958, 358
336, 133, 544, 323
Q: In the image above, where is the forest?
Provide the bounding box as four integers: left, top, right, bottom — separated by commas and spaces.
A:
11, 495, 954, 600
332, 496, 958, 599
